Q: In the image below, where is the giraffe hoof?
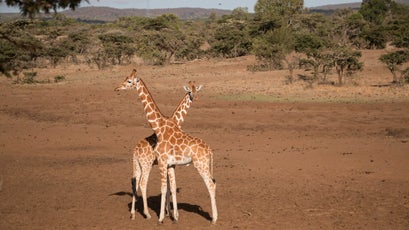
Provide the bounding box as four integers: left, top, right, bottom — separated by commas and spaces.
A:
130, 214, 135, 220
145, 215, 151, 220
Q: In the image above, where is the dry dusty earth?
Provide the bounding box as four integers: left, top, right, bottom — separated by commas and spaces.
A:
1, 50, 409, 229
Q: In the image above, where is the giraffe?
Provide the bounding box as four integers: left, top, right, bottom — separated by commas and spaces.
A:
115, 69, 217, 224
128, 78, 202, 220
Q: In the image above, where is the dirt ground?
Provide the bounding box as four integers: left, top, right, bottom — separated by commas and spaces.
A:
1, 50, 409, 229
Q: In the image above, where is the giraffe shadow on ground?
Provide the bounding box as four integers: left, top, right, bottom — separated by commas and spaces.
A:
110, 191, 212, 221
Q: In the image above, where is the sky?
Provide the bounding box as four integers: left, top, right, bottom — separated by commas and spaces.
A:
0, 0, 362, 14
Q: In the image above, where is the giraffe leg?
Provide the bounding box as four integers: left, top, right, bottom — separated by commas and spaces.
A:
165, 172, 171, 217
194, 160, 218, 224
139, 162, 153, 219
158, 161, 168, 224
167, 166, 179, 222
131, 154, 141, 220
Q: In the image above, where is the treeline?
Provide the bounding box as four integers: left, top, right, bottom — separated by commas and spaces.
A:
1, 0, 409, 84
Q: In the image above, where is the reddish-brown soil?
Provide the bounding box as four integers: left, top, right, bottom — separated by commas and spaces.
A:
1, 50, 409, 229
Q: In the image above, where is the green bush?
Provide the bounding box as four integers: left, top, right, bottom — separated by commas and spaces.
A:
54, 75, 65, 83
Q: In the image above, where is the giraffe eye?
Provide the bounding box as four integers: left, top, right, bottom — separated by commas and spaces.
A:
127, 80, 132, 84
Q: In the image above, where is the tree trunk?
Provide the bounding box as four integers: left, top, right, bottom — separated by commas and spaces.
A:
336, 65, 343, 85
391, 70, 398, 83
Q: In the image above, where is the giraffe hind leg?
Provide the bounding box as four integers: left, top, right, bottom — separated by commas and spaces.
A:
139, 163, 153, 219
131, 177, 137, 220
194, 160, 218, 224
130, 155, 141, 220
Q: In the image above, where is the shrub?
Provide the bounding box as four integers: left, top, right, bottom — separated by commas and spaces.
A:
54, 75, 65, 83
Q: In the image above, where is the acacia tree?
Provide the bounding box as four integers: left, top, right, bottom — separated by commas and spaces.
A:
379, 50, 409, 84
359, 0, 397, 49
0, 20, 44, 77
98, 33, 135, 65
252, 0, 303, 82
359, 0, 394, 25
253, 27, 298, 82
296, 34, 333, 82
211, 11, 252, 58
132, 14, 200, 65
1, 0, 88, 18
296, 34, 363, 85
332, 46, 363, 85
254, 0, 303, 28
330, 9, 368, 48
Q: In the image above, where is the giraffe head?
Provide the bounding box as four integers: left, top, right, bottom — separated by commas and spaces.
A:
183, 81, 203, 101
114, 69, 139, 91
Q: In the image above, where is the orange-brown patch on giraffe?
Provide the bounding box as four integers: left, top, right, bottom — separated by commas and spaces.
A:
174, 132, 182, 139
176, 138, 183, 145
169, 136, 177, 144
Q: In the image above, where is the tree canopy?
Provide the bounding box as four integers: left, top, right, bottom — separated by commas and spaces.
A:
1, 0, 88, 18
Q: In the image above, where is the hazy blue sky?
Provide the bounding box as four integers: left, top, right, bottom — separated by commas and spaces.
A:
1, 0, 362, 13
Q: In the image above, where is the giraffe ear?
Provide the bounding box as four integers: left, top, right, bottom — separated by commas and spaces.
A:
196, 85, 203, 92
183, 86, 191, 92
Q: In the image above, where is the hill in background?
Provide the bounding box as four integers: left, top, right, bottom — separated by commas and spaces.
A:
60, 6, 232, 21
1, 1, 409, 22
308, 0, 409, 14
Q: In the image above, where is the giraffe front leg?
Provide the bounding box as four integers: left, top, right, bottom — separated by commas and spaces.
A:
165, 173, 171, 217
158, 163, 168, 224
167, 166, 179, 222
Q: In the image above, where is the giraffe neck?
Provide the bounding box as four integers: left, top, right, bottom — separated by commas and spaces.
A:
171, 93, 192, 127
137, 79, 164, 132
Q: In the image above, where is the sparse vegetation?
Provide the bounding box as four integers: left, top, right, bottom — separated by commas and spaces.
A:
54, 75, 65, 83
0, 0, 409, 87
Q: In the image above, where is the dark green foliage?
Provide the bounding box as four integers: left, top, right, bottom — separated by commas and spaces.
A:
253, 28, 294, 65
21, 72, 37, 84
0, 19, 44, 76
210, 18, 252, 58
1, 0, 88, 18
359, 0, 394, 24
254, 0, 304, 28
358, 0, 409, 49
54, 75, 65, 83
387, 3, 409, 48
379, 50, 409, 83
129, 14, 204, 65
361, 26, 387, 49
295, 34, 328, 54
332, 46, 363, 85
98, 33, 135, 65
47, 46, 70, 67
